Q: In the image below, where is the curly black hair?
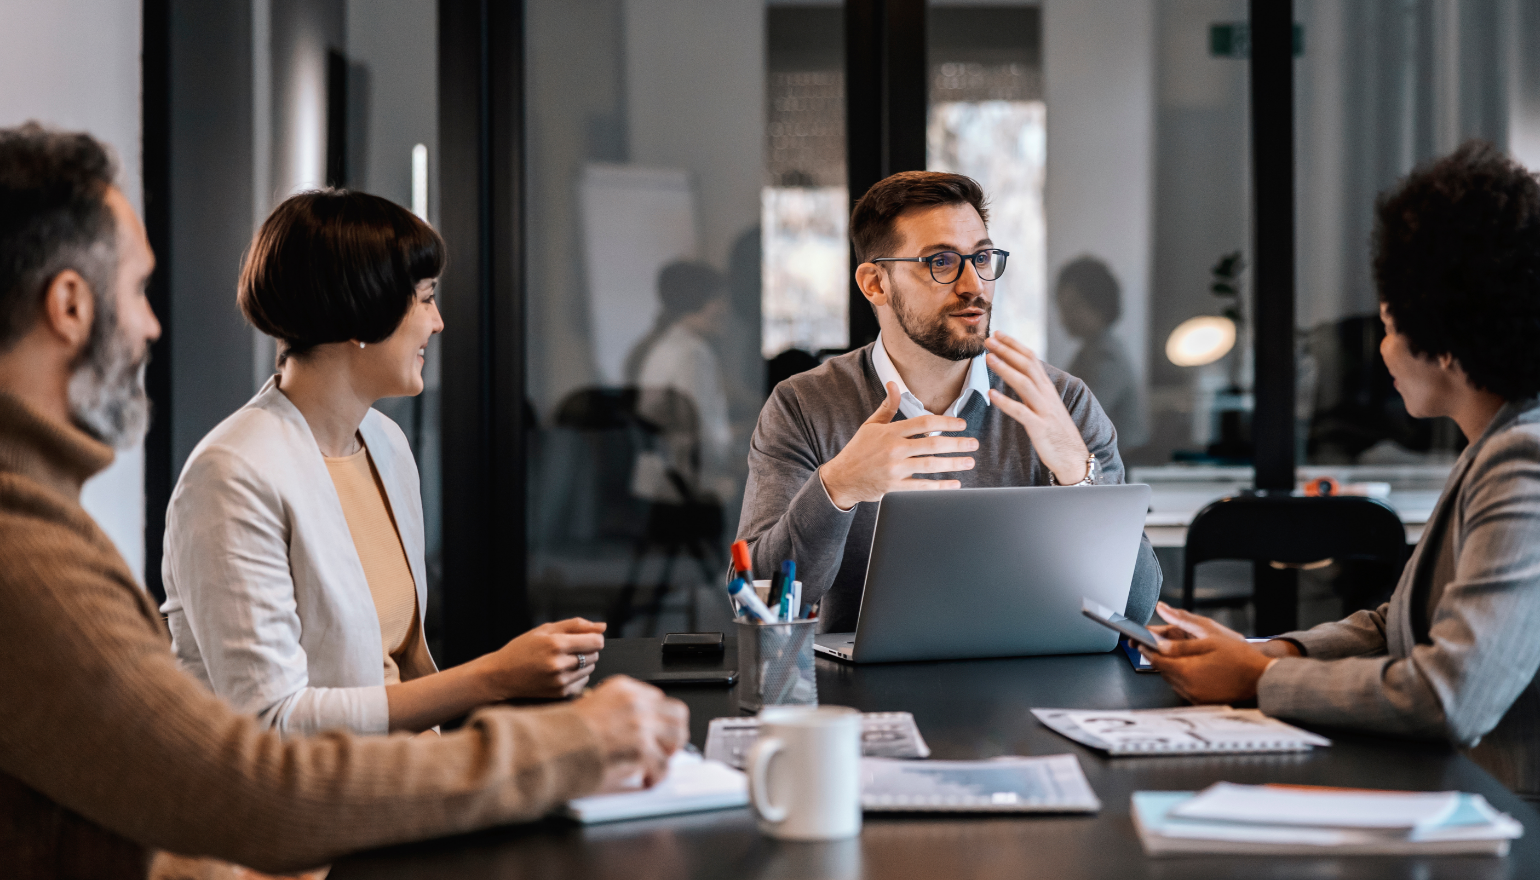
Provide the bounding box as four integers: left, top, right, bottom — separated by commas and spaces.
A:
1373, 140, 1540, 401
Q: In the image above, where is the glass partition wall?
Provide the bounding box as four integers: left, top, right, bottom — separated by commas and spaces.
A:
525, 0, 829, 635
510, 2, 1540, 641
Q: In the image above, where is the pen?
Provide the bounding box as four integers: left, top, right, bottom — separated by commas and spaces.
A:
778, 560, 794, 622
728, 540, 755, 620
730, 540, 754, 583
767, 567, 786, 612
784, 559, 799, 619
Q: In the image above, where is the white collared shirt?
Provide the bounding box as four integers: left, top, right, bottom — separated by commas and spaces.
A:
871, 331, 992, 421
820, 334, 996, 512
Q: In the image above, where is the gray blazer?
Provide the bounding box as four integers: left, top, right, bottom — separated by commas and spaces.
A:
1260, 397, 1540, 797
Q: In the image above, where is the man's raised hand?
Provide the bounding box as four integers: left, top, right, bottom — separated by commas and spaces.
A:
984, 332, 1093, 485
818, 381, 978, 510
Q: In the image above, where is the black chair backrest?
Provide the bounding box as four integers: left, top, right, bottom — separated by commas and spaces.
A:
554, 387, 640, 431
1182, 494, 1408, 609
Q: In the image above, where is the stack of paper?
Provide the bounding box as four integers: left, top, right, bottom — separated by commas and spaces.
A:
561, 750, 747, 824
861, 754, 1101, 813
1033, 705, 1331, 755
1132, 783, 1524, 857
704, 712, 931, 769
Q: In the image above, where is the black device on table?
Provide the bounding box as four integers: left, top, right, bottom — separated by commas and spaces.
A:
661, 632, 724, 656
637, 669, 738, 686
637, 633, 735, 685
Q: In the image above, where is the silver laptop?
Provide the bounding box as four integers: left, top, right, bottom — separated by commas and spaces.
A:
813, 484, 1152, 664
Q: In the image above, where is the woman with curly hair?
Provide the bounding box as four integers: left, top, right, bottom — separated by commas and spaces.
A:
1143, 141, 1540, 801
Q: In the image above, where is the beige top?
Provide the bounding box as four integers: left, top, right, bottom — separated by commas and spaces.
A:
0, 391, 605, 877
324, 444, 420, 686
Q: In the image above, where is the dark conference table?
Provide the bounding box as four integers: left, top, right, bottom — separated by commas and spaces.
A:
332, 637, 1540, 879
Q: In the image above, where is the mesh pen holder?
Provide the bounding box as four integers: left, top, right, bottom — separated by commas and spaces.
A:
736, 618, 819, 712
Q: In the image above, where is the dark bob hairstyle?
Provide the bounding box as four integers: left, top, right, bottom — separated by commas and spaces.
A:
239, 189, 445, 363
850, 171, 989, 265
1374, 141, 1540, 401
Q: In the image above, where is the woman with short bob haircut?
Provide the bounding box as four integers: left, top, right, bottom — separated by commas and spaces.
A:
163, 190, 605, 736
1142, 141, 1540, 801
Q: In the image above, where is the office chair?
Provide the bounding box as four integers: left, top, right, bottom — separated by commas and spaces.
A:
1181, 493, 1408, 636
551, 386, 723, 635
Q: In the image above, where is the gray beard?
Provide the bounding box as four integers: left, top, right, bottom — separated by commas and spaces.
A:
892, 287, 991, 362
67, 310, 151, 449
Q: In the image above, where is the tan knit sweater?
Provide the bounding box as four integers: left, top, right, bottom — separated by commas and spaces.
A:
0, 393, 605, 878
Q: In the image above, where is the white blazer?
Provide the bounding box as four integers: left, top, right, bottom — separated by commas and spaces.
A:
161, 377, 436, 736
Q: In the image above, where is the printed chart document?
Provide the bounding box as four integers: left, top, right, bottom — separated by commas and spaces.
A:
861, 754, 1100, 813
1132, 784, 1523, 857
1033, 705, 1330, 755
561, 750, 747, 824
705, 712, 931, 769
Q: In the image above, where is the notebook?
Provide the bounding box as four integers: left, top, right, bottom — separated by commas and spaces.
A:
560, 750, 747, 824
1132, 785, 1524, 857
860, 754, 1101, 813
1033, 705, 1331, 755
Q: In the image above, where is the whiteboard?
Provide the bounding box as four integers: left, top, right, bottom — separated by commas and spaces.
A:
579, 163, 699, 385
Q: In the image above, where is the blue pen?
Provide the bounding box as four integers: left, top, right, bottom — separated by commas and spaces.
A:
778, 560, 795, 621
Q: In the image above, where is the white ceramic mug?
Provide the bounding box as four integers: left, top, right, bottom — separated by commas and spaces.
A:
747, 705, 862, 841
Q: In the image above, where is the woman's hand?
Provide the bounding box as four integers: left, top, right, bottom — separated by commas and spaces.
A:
477, 617, 607, 700
1149, 602, 1302, 658
1140, 602, 1296, 704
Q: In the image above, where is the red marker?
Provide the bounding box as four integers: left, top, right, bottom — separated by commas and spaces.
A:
730, 539, 754, 582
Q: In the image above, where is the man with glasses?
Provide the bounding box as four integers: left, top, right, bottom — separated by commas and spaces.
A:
738, 171, 1161, 633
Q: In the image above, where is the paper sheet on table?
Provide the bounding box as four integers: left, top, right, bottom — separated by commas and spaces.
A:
705, 712, 930, 769
1170, 782, 1460, 830
860, 754, 1100, 813
561, 751, 747, 824
1033, 705, 1329, 755
1132, 789, 1523, 857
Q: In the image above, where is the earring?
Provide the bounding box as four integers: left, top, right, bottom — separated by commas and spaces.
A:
358, 341, 366, 349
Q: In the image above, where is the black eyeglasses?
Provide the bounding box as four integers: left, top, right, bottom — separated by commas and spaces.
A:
872, 249, 1010, 284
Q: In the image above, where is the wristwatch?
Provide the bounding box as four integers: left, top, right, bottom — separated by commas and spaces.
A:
1048, 452, 1097, 487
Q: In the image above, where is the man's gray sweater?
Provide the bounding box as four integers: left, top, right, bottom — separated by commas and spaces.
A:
736, 343, 1162, 633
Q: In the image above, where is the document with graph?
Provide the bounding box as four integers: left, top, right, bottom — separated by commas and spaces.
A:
1033, 705, 1331, 756
860, 754, 1100, 813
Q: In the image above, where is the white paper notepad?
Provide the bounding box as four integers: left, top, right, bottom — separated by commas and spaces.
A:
561, 751, 747, 824
1170, 782, 1460, 831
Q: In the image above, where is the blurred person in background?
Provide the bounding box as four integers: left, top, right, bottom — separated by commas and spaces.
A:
626, 260, 735, 506
1055, 256, 1147, 449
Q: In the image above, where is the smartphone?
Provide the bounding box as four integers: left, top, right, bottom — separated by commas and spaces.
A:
661, 632, 725, 657
1081, 598, 1162, 652
637, 669, 738, 686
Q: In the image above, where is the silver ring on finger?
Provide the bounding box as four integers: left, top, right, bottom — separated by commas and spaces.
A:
575, 652, 587, 670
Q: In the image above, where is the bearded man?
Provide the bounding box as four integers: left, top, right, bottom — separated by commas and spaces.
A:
0, 123, 688, 877
738, 171, 1161, 633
